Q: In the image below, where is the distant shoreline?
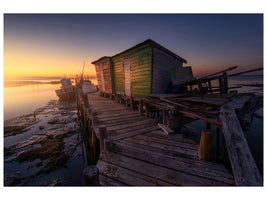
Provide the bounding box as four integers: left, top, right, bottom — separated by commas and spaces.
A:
4, 80, 62, 87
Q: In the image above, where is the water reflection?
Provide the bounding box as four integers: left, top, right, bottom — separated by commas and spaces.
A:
4, 83, 60, 120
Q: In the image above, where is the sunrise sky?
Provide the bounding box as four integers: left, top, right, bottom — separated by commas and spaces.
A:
4, 14, 263, 80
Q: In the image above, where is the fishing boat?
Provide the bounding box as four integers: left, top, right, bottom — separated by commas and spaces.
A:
55, 78, 76, 100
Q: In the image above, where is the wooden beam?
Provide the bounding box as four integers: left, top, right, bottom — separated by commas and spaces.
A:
219, 105, 262, 186
158, 123, 174, 134
179, 110, 221, 128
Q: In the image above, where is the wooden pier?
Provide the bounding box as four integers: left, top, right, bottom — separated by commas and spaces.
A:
77, 90, 238, 186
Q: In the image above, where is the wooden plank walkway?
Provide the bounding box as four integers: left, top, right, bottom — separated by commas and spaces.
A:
86, 92, 235, 186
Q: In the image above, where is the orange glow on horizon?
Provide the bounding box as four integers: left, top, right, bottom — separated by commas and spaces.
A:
4, 46, 97, 80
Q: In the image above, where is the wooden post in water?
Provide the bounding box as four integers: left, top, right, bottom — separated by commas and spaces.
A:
82, 165, 100, 186
99, 126, 107, 152
198, 129, 214, 160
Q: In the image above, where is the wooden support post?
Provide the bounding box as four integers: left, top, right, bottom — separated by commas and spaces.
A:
125, 98, 128, 107
145, 104, 150, 118
199, 80, 203, 95
99, 126, 107, 152
198, 129, 214, 160
139, 100, 143, 115
130, 96, 133, 109
91, 112, 97, 126
223, 72, 228, 94
208, 81, 212, 94
104, 138, 112, 151
167, 110, 181, 133
83, 112, 87, 127
114, 94, 118, 103
162, 110, 167, 124
82, 165, 100, 186
219, 77, 223, 96
152, 108, 155, 118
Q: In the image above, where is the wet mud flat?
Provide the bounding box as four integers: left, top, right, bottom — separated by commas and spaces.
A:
4, 100, 87, 186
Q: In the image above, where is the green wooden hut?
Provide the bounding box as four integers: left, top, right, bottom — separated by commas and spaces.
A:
92, 39, 188, 97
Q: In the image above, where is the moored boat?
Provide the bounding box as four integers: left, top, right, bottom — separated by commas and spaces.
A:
55, 78, 76, 100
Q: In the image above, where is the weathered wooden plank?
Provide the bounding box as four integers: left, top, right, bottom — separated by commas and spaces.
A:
107, 119, 156, 131
99, 175, 126, 186
99, 116, 148, 126
179, 110, 221, 127
106, 126, 160, 141
158, 123, 174, 134
97, 112, 138, 119
144, 131, 197, 145
107, 140, 235, 185
175, 97, 227, 106
91, 107, 126, 111
97, 160, 172, 186
219, 105, 263, 186
125, 135, 198, 157
98, 113, 141, 122
99, 151, 231, 186
134, 134, 198, 151
159, 97, 191, 109
108, 123, 158, 137
110, 139, 231, 173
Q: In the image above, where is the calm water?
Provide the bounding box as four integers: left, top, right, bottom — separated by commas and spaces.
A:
4, 83, 60, 120
4, 77, 98, 120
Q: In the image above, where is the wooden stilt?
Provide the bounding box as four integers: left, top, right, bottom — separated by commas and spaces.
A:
145, 104, 150, 118
82, 165, 100, 186
208, 81, 212, 94
91, 112, 97, 126
219, 77, 223, 96
223, 72, 228, 94
162, 110, 167, 124
139, 100, 143, 116
99, 126, 107, 152
130, 96, 133, 108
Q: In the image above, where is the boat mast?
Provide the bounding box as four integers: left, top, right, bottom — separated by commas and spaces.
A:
81, 61, 85, 83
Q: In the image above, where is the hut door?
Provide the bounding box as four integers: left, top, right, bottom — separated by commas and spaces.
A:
99, 63, 105, 92
124, 58, 131, 96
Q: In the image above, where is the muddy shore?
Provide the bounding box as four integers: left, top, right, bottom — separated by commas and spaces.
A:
4, 99, 87, 186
